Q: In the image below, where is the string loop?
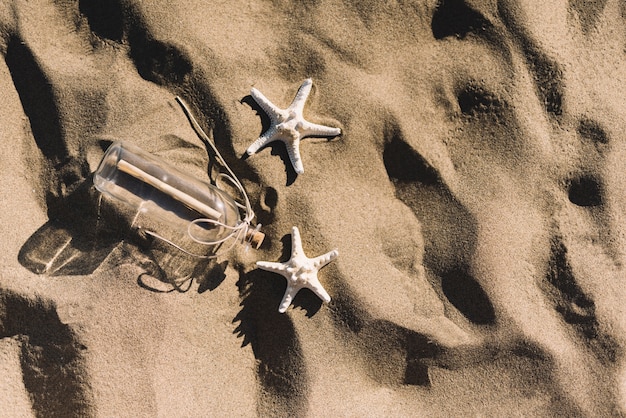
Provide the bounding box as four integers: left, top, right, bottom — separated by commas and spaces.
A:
140, 97, 259, 260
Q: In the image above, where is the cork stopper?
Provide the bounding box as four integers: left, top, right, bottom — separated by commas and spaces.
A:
246, 228, 265, 249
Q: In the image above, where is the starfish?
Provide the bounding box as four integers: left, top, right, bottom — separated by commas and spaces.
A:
245, 78, 341, 174
256, 226, 338, 313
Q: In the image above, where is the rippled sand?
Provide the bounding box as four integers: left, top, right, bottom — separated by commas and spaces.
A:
1, 0, 625, 416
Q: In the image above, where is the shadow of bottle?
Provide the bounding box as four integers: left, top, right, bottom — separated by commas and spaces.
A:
18, 178, 123, 276
19, 175, 229, 296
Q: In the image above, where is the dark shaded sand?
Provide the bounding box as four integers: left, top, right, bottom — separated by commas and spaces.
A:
1, 0, 626, 416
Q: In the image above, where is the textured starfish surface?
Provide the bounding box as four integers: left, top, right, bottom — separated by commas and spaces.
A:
256, 226, 338, 313
245, 78, 341, 174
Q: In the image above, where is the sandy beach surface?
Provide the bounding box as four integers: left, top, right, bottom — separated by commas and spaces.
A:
1, 0, 626, 416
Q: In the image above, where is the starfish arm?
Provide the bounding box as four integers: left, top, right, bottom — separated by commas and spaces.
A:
290, 226, 305, 258
250, 88, 282, 123
313, 249, 339, 269
256, 261, 288, 276
246, 128, 277, 155
300, 121, 341, 138
306, 278, 331, 303
278, 285, 299, 313
289, 78, 313, 113
284, 137, 304, 174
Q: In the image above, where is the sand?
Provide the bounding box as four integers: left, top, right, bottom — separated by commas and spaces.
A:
0, 0, 625, 416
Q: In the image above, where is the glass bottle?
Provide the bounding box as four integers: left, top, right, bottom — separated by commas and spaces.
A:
93, 141, 262, 285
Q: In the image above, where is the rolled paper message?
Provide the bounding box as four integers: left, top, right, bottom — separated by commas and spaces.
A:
116, 159, 223, 221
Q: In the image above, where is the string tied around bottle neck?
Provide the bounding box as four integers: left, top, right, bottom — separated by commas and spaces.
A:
139, 96, 263, 260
